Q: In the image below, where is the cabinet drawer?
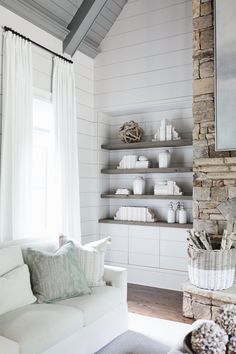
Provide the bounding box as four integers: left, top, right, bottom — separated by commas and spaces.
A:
160, 240, 187, 258
108, 236, 128, 252
160, 227, 188, 242
129, 238, 159, 255
160, 256, 187, 272
129, 225, 158, 239
129, 253, 159, 268
105, 250, 128, 264
100, 223, 128, 237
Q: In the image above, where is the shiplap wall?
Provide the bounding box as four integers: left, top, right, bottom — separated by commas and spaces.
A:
94, 0, 192, 111
0, 6, 97, 244
95, 0, 193, 290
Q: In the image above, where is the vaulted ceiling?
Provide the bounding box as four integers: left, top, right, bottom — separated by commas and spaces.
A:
0, 0, 127, 58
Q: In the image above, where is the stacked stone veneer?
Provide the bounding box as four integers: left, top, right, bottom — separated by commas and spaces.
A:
193, 0, 236, 235
183, 282, 236, 320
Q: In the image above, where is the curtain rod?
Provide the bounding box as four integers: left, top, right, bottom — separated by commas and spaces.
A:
3, 26, 73, 64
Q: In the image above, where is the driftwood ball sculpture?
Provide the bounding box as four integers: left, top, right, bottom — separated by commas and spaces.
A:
215, 305, 236, 336
119, 120, 144, 144
191, 322, 228, 354
228, 328, 236, 354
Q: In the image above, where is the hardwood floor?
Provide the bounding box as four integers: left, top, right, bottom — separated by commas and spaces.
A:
127, 283, 193, 324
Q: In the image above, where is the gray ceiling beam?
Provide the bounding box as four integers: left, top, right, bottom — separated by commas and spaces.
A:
79, 39, 100, 59
63, 0, 108, 57
0, 0, 69, 40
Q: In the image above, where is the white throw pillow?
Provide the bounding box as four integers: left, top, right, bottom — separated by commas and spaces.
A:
0, 264, 36, 315
0, 246, 24, 276
59, 236, 111, 287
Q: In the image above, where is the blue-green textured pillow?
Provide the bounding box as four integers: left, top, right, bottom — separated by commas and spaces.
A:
23, 241, 91, 303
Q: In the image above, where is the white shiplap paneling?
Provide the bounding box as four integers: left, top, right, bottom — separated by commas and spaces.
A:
94, 0, 192, 111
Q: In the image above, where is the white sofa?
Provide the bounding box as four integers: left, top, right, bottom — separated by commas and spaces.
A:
0, 239, 128, 354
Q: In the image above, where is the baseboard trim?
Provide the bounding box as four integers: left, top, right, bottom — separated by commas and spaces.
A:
106, 262, 188, 291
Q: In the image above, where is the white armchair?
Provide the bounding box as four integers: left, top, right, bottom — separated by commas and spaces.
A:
104, 265, 127, 303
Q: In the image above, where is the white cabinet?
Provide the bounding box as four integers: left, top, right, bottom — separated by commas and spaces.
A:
129, 226, 159, 268
100, 223, 188, 274
159, 227, 188, 272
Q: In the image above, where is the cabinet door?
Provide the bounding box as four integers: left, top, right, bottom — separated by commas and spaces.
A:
128, 226, 159, 268
106, 250, 128, 264
100, 223, 129, 264
159, 227, 188, 271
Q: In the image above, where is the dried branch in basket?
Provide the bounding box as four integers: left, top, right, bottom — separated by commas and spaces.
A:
187, 230, 212, 250
227, 233, 236, 250
196, 231, 213, 250
221, 230, 228, 250
119, 121, 144, 144
187, 229, 236, 250
187, 230, 202, 249
220, 230, 236, 250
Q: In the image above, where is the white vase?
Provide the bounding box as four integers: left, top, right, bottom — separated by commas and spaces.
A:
175, 201, 181, 223
167, 203, 175, 223
158, 150, 171, 168
133, 177, 145, 195
179, 203, 187, 224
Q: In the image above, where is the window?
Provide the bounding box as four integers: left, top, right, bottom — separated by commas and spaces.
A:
31, 95, 56, 237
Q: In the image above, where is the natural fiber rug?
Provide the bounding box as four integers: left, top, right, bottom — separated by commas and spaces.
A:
96, 313, 191, 354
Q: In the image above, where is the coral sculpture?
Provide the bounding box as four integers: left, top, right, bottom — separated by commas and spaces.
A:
215, 305, 236, 336
191, 322, 228, 354
119, 121, 144, 143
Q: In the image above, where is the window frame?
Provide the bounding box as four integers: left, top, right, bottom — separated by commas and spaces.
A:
31, 88, 54, 238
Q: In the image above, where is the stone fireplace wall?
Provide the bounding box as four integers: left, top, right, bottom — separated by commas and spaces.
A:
193, 0, 236, 234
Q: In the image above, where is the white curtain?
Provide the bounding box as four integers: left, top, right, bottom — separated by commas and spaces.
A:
0, 32, 33, 242
52, 57, 81, 241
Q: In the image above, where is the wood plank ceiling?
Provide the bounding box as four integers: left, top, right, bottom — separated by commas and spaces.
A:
0, 0, 127, 58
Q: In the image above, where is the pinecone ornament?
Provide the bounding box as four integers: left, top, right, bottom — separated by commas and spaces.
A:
191, 322, 228, 354
215, 305, 236, 336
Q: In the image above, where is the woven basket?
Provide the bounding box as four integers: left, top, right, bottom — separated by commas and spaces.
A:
188, 247, 236, 290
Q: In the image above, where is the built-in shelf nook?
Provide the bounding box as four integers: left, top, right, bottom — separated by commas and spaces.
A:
98, 104, 193, 289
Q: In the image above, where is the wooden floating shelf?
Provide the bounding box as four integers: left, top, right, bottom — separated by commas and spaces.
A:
101, 167, 193, 174
101, 194, 193, 200
99, 218, 192, 229
101, 139, 192, 150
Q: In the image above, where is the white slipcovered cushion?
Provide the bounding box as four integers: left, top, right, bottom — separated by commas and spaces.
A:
0, 336, 19, 354
0, 246, 24, 275
0, 303, 84, 354
57, 285, 122, 325
59, 236, 111, 287
0, 264, 36, 315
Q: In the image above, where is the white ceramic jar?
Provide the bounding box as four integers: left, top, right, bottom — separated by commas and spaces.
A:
158, 150, 171, 168
133, 177, 145, 195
